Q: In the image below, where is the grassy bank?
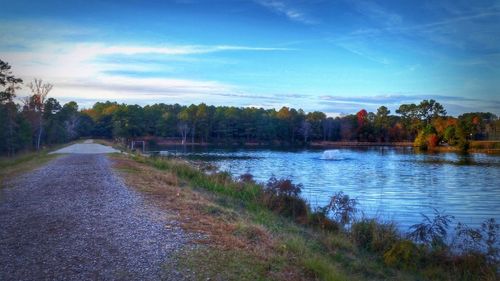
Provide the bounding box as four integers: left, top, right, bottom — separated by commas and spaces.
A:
0, 139, 92, 187
111, 152, 498, 280
0, 149, 61, 187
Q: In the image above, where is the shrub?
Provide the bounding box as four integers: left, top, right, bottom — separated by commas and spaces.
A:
351, 219, 375, 250
265, 176, 302, 197
408, 208, 454, 249
414, 131, 428, 150
452, 253, 497, 281
351, 219, 399, 253
455, 218, 500, 264
309, 207, 340, 232
238, 173, 255, 184
262, 176, 308, 220
457, 139, 470, 152
427, 134, 439, 149
323, 191, 357, 227
383, 240, 420, 270
481, 218, 499, 264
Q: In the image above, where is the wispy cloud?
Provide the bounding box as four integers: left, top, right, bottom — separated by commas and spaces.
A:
336, 41, 391, 65
344, 2, 500, 51
255, 0, 316, 24
346, 0, 402, 27
0, 39, 292, 104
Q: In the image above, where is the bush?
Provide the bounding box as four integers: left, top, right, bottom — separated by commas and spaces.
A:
265, 176, 302, 197
457, 139, 470, 152
238, 173, 255, 184
309, 207, 340, 232
427, 134, 439, 149
262, 176, 308, 220
455, 218, 500, 265
451, 253, 498, 281
323, 191, 357, 227
351, 219, 399, 253
383, 240, 420, 270
414, 131, 428, 150
408, 208, 454, 249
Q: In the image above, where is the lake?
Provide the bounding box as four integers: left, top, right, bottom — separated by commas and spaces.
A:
158, 146, 500, 232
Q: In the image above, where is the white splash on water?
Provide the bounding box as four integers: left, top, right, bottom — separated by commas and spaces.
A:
320, 149, 341, 160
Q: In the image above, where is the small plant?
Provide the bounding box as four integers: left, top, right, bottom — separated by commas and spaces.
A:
408, 208, 454, 249
323, 191, 357, 227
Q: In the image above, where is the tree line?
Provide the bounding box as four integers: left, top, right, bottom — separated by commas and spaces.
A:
1, 59, 499, 155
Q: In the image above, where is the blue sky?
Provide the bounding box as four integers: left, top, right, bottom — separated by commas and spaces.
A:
0, 0, 499, 116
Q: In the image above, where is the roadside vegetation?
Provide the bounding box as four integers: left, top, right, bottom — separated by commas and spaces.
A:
113, 152, 499, 281
0, 149, 59, 186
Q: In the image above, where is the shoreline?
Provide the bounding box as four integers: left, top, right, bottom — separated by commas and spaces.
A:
130, 137, 500, 154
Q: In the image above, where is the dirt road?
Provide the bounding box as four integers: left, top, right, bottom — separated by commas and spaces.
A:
0, 143, 189, 280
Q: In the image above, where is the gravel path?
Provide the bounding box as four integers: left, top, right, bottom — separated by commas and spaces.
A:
50, 140, 120, 154
0, 153, 190, 280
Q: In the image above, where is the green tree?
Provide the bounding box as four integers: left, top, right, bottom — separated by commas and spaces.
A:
0, 60, 24, 155
375, 106, 390, 142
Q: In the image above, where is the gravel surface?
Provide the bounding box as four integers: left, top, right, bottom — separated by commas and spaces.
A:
50, 141, 120, 154
0, 154, 190, 280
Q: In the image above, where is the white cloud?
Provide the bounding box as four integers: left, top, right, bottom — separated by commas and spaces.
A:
0, 40, 291, 103
255, 0, 316, 24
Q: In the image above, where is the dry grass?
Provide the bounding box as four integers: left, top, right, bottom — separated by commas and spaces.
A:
110, 155, 299, 279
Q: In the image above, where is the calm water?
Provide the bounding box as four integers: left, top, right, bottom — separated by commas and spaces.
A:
161, 146, 500, 231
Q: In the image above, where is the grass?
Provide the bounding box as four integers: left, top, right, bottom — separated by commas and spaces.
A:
111, 153, 423, 281
0, 139, 91, 187
0, 149, 60, 187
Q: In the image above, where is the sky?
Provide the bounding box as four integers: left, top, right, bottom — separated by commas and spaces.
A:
0, 0, 499, 116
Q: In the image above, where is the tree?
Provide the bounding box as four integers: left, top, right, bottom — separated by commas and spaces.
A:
61, 101, 80, 141
418, 99, 446, 123
0, 59, 23, 103
375, 106, 390, 142
300, 120, 312, 143
306, 111, 326, 141
0, 60, 24, 155
27, 79, 53, 150
178, 122, 189, 144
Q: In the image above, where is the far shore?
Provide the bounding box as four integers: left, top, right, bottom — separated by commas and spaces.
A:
310, 141, 413, 147
123, 137, 500, 154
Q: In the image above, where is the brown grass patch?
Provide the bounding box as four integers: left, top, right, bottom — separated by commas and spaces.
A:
111, 155, 274, 253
